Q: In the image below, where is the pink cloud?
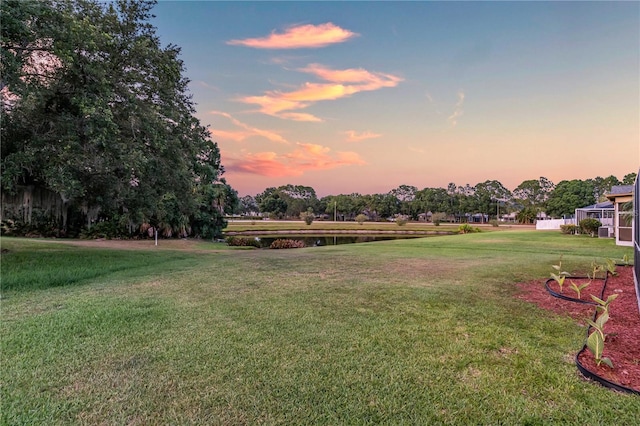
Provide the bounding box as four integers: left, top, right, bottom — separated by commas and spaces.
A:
227, 23, 358, 49
299, 64, 403, 90
344, 130, 382, 142
228, 152, 296, 177
224, 143, 366, 177
209, 111, 289, 143
237, 65, 403, 121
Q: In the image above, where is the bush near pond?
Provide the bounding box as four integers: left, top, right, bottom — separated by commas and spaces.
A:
458, 224, 481, 234
270, 239, 305, 249
226, 236, 261, 247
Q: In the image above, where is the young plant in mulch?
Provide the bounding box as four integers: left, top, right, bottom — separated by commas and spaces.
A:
604, 258, 617, 276
568, 280, 590, 299
588, 260, 604, 280
550, 256, 570, 293
586, 294, 619, 368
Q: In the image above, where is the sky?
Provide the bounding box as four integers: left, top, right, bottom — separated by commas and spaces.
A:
151, 1, 640, 197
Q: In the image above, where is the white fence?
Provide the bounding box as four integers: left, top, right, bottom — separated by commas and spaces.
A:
535, 219, 574, 230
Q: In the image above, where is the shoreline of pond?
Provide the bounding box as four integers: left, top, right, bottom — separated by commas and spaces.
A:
224, 229, 456, 236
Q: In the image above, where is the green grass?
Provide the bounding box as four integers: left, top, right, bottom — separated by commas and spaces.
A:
1, 232, 637, 424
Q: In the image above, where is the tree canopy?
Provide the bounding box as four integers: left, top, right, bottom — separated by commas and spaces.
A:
545, 179, 596, 218
1, 0, 235, 238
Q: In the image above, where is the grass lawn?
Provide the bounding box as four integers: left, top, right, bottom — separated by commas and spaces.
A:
1, 231, 638, 424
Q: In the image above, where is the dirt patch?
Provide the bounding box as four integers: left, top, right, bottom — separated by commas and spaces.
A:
516, 266, 639, 393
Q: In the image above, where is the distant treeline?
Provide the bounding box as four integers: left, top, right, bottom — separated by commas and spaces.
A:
236, 175, 636, 223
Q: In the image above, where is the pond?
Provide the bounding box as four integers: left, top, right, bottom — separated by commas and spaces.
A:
252, 235, 424, 248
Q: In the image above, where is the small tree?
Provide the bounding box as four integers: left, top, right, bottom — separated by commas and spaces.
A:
579, 218, 602, 237
300, 208, 315, 225
355, 214, 367, 225
432, 212, 447, 225
396, 215, 409, 226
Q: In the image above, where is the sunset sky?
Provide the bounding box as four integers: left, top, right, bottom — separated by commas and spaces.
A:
152, 1, 639, 197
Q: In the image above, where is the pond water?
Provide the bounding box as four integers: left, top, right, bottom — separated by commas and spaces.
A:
253, 235, 423, 248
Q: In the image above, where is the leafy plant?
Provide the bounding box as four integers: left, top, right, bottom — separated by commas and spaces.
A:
550, 256, 571, 293
619, 254, 631, 266
579, 218, 602, 237
586, 294, 618, 368
604, 258, 617, 276
588, 260, 603, 280
568, 280, 590, 299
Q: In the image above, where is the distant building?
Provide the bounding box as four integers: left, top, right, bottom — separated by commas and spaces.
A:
606, 185, 634, 247
574, 201, 615, 237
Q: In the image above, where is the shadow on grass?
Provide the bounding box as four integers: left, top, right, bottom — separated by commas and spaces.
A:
1, 247, 195, 292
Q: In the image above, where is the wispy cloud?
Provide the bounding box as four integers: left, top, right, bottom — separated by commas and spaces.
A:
225, 143, 366, 177
196, 81, 219, 91
227, 23, 358, 49
425, 91, 434, 103
300, 64, 402, 89
344, 130, 382, 142
448, 89, 465, 127
209, 111, 289, 144
237, 64, 403, 121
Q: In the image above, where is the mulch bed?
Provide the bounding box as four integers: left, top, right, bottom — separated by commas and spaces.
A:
516, 266, 639, 393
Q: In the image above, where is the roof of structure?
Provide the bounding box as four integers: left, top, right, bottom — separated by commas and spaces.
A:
579, 201, 614, 210
607, 185, 633, 196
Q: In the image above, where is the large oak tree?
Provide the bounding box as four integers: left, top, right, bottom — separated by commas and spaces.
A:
1, 0, 234, 238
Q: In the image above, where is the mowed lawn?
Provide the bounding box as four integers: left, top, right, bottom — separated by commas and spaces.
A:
1, 231, 638, 424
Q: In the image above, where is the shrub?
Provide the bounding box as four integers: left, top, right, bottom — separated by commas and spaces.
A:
489, 219, 499, 227
269, 239, 305, 249
226, 236, 261, 247
560, 224, 578, 235
80, 219, 129, 239
432, 212, 447, 225
395, 215, 409, 226
458, 224, 480, 234
355, 214, 367, 225
300, 208, 315, 225
579, 218, 602, 237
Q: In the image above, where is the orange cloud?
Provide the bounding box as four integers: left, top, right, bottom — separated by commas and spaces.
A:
228, 151, 296, 177
227, 23, 358, 49
237, 65, 403, 121
209, 111, 289, 143
225, 143, 366, 177
344, 130, 382, 142
299, 64, 403, 90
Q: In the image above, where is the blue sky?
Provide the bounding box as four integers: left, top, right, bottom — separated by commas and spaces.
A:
151, 1, 639, 197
